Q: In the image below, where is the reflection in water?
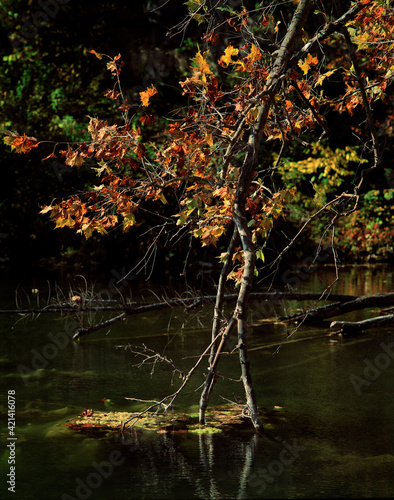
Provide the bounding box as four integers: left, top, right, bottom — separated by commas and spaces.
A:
115, 430, 274, 500
236, 433, 259, 499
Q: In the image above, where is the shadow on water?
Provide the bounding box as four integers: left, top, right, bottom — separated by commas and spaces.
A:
1, 265, 394, 499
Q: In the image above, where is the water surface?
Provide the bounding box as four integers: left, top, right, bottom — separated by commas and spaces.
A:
1, 265, 393, 499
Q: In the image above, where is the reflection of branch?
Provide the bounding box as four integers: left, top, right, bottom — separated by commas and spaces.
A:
237, 433, 260, 500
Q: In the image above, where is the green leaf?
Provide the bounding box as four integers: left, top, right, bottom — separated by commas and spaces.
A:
193, 14, 206, 25
256, 248, 265, 262
184, 0, 202, 13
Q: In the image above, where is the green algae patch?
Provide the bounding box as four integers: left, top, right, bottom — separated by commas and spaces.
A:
188, 425, 222, 435
63, 403, 263, 436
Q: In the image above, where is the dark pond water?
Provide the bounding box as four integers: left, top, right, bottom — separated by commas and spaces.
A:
1, 265, 394, 499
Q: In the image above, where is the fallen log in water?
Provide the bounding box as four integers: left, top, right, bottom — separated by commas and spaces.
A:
282, 293, 394, 324
330, 314, 394, 335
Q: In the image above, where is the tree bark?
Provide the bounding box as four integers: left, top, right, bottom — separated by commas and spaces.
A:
198, 227, 238, 425
230, 0, 314, 433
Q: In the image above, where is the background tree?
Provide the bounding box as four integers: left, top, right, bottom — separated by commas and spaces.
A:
3, 0, 394, 431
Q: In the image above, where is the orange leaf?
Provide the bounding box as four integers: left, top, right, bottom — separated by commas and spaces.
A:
140, 85, 158, 107
8, 134, 40, 154
202, 30, 219, 45
103, 89, 121, 99
42, 152, 57, 161
87, 49, 104, 59
285, 100, 293, 112
245, 44, 261, 64
139, 114, 156, 125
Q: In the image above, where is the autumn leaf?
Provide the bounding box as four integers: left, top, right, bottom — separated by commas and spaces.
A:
42, 152, 57, 161
103, 89, 121, 99
139, 114, 156, 125
140, 85, 158, 107
123, 213, 136, 231
4, 133, 40, 154
179, 78, 197, 97
298, 53, 318, 75
87, 49, 104, 59
202, 30, 219, 45
219, 45, 239, 67
3, 130, 18, 146
118, 100, 132, 112
191, 48, 213, 85
314, 69, 336, 87
245, 44, 261, 64
260, 14, 269, 27
63, 149, 84, 167
39, 204, 56, 215
199, 225, 225, 246
106, 54, 123, 76
285, 100, 293, 112
205, 133, 214, 147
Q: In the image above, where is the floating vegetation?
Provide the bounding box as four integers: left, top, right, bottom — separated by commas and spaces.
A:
63, 404, 275, 436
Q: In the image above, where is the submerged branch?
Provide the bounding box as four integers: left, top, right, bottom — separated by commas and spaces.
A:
0, 292, 357, 316
330, 314, 394, 335
282, 293, 394, 324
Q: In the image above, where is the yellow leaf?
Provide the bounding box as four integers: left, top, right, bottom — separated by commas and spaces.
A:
218, 45, 239, 67
192, 48, 213, 75
81, 223, 94, 239
298, 59, 311, 75
205, 133, 214, 147
298, 53, 318, 75
123, 213, 135, 231
159, 192, 168, 204
140, 85, 158, 107
314, 69, 336, 87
